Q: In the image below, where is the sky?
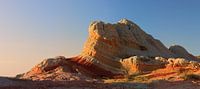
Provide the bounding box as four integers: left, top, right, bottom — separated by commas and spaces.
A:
0, 0, 200, 76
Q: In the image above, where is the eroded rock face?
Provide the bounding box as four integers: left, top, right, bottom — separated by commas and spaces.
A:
81, 19, 175, 60
167, 58, 200, 68
19, 56, 124, 80
19, 19, 199, 80
79, 19, 176, 77
120, 56, 167, 75
18, 56, 91, 81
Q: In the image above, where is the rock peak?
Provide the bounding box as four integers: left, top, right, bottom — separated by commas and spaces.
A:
80, 19, 178, 75
118, 18, 135, 25
90, 20, 104, 27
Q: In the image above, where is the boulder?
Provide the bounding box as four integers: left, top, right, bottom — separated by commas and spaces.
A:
120, 56, 167, 75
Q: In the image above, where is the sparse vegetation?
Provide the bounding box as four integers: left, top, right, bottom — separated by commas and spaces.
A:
126, 73, 150, 82
15, 73, 24, 79
181, 74, 200, 80
132, 76, 150, 82
127, 72, 141, 80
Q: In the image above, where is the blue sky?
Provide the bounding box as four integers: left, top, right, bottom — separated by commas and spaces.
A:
0, 0, 200, 76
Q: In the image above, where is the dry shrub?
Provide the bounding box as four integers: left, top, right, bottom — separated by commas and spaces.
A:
182, 74, 200, 80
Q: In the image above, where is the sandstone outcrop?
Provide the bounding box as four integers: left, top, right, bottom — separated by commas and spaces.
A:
18, 56, 91, 81
19, 56, 124, 80
19, 19, 199, 80
120, 56, 167, 75
167, 58, 200, 68
78, 19, 177, 77
81, 19, 175, 60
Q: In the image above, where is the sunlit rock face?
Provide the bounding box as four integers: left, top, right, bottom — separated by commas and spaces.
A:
80, 19, 175, 72
19, 19, 199, 80
120, 56, 167, 75
81, 19, 175, 59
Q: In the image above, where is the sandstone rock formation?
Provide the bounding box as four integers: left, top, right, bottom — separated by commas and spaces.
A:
18, 56, 91, 81
120, 56, 167, 75
19, 56, 124, 80
78, 19, 177, 76
167, 58, 200, 68
81, 19, 175, 59
19, 19, 199, 80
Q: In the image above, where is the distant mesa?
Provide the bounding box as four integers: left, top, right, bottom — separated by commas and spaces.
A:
18, 19, 200, 81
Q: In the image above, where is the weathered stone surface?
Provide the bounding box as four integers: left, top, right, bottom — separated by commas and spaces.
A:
120, 56, 167, 75
19, 56, 124, 80
78, 19, 177, 77
19, 19, 199, 80
81, 19, 175, 60
167, 58, 200, 68
18, 56, 91, 81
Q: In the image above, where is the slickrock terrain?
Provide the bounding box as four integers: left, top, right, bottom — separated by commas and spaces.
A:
1, 19, 200, 89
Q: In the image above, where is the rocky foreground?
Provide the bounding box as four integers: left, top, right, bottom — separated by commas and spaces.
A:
0, 77, 200, 89
1, 19, 200, 89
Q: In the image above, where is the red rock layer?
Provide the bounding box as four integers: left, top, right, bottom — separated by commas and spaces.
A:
69, 56, 124, 78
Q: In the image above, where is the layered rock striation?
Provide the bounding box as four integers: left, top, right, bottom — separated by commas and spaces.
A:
19, 19, 199, 80
81, 19, 175, 60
